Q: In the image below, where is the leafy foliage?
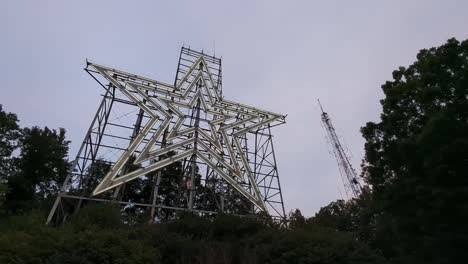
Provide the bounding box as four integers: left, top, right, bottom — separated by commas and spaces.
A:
0, 105, 21, 208
0, 105, 21, 172
358, 38, 468, 262
4, 126, 71, 213
0, 207, 385, 264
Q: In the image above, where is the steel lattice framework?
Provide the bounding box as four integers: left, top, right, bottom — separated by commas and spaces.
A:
47, 47, 286, 224
318, 100, 362, 199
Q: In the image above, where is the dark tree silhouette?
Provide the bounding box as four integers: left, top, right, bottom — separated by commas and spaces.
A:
5, 126, 70, 212
361, 38, 468, 262
0, 105, 21, 208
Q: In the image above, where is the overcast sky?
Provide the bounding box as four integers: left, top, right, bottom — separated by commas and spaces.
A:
2, 0, 467, 216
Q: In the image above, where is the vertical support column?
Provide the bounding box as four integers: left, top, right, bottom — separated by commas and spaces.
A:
252, 131, 259, 214
267, 124, 286, 218
220, 182, 225, 212
188, 80, 202, 211
149, 129, 168, 223
188, 155, 197, 210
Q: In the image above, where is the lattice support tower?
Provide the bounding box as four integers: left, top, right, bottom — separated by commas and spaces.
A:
47, 47, 286, 224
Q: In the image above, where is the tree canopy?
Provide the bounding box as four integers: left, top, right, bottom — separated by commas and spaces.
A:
359, 38, 468, 262
0, 105, 21, 208
4, 126, 70, 213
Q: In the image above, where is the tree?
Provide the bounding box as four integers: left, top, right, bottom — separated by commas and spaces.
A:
5, 126, 70, 212
361, 38, 468, 262
120, 152, 188, 223
200, 175, 253, 215
309, 187, 377, 245
82, 159, 112, 194
265, 227, 386, 264
154, 153, 187, 221
288, 208, 306, 229
310, 200, 354, 232
0, 105, 21, 208
0, 183, 7, 210
222, 183, 253, 214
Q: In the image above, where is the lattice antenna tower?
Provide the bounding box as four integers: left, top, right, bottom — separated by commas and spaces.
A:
318, 100, 361, 199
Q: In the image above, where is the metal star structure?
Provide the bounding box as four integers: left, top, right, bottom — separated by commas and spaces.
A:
87, 55, 285, 212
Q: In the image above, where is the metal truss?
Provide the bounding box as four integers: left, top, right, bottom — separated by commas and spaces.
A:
318, 100, 362, 199
47, 47, 286, 224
